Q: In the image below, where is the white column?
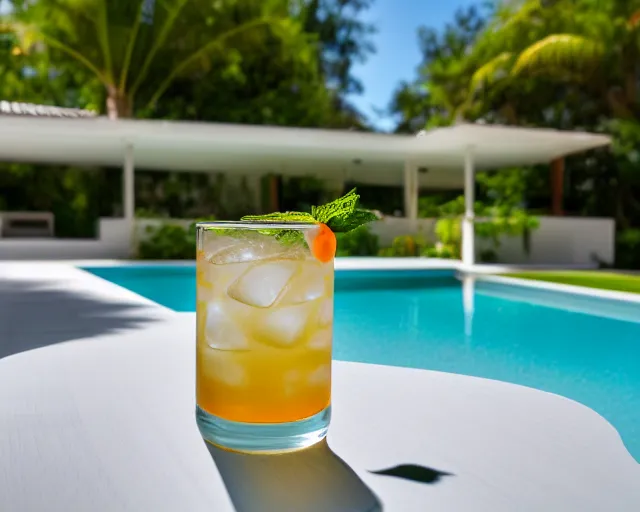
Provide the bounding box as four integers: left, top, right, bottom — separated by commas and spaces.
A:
403, 161, 418, 220
123, 144, 135, 221
462, 148, 475, 267
123, 144, 135, 257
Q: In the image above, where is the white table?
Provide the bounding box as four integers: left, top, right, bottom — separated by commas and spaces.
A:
1, 313, 639, 511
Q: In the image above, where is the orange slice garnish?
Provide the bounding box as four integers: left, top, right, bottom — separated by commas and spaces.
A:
305, 223, 336, 263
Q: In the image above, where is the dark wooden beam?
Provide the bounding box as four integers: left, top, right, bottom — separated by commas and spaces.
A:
550, 158, 564, 216
268, 175, 280, 212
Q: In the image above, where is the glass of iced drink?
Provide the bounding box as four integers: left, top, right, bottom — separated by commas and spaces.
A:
195, 221, 336, 453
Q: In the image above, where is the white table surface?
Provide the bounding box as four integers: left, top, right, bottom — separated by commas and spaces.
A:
1, 312, 639, 512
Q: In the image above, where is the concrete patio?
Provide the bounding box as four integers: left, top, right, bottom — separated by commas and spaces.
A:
0, 262, 639, 511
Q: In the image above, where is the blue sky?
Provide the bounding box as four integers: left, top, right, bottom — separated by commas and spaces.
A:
346, 0, 479, 132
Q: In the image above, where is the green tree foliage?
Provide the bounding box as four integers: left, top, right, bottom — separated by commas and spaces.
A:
9, 0, 326, 119
151, 0, 375, 127
0, 163, 121, 237
465, 0, 640, 123
389, 5, 487, 133
302, 0, 375, 127
0, 18, 99, 109
5, 0, 375, 125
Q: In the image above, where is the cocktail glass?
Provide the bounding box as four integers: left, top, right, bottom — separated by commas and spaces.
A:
195, 221, 334, 453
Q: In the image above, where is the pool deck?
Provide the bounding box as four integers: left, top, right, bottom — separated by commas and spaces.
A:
1, 260, 639, 511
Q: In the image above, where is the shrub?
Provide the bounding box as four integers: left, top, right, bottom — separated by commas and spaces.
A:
336, 226, 379, 256
419, 178, 540, 262
615, 228, 640, 269
137, 216, 215, 260
434, 217, 462, 258
138, 224, 195, 260
378, 234, 430, 257
479, 249, 498, 263
422, 244, 456, 259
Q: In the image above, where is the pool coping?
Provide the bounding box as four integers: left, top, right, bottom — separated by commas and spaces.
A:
71, 259, 640, 304
0, 261, 177, 315
48, 257, 461, 271
472, 273, 640, 305
3, 259, 640, 305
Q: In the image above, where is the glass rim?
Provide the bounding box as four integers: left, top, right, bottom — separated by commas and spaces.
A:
196, 220, 318, 230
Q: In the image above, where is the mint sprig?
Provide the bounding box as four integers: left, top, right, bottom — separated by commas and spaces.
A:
241, 188, 379, 239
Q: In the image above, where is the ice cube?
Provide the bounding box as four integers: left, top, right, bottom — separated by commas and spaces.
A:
217, 360, 246, 387
196, 265, 214, 297
202, 235, 238, 261
318, 299, 334, 327
200, 347, 246, 386
308, 328, 332, 350
283, 369, 302, 396
228, 260, 300, 308
308, 364, 331, 386
205, 301, 250, 351
210, 232, 304, 265
254, 303, 313, 347
280, 261, 328, 305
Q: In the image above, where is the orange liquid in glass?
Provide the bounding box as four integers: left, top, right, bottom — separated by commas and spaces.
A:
196, 249, 333, 424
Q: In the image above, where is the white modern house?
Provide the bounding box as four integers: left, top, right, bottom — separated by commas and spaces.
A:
0, 112, 611, 265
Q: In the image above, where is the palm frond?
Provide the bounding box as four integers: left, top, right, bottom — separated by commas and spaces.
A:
145, 17, 276, 108
95, 0, 113, 82
487, 0, 544, 50
10, 21, 108, 84
130, 0, 189, 96
512, 34, 604, 76
497, 0, 543, 29
118, 1, 146, 90
469, 52, 514, 93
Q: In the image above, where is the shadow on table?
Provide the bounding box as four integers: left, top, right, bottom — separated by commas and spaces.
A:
0, 277, 160, 359
207, 439, 383, 512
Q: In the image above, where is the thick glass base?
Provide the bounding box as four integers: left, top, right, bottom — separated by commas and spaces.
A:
196, 405, 331, 453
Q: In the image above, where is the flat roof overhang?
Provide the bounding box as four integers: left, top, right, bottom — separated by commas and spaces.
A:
0, 117, 611, 188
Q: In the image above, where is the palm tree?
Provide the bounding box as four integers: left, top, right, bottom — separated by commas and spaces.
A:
466, 0, 640, 121
9, 0, 309, 119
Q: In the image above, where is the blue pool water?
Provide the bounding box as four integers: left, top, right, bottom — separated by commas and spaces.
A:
84, 265, 640, 462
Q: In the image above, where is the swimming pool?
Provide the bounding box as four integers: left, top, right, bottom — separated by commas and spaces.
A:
84, 264, 640, 462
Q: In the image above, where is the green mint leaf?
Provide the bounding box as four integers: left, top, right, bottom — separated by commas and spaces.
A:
241, 211, 315, 223
327, 208, 379, 233
275, 229, 304, 245
311, 188, 359, 226
239, 212, 312, 244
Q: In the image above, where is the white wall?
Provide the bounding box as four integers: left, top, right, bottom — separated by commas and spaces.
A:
479, 216, 615, 266
374, 216, 615, 266
0, 218, 131, 260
